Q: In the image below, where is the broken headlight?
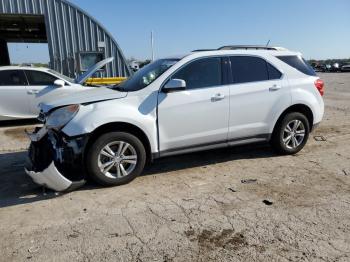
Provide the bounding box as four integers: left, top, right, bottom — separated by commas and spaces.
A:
46, 104, 80, 130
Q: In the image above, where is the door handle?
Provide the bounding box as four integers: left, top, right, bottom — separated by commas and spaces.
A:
211, 93, 225, 102
27, 90, 40, 95
269, 84, 282, 91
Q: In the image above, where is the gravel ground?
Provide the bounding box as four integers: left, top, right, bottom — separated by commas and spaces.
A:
0, 73, 349, 262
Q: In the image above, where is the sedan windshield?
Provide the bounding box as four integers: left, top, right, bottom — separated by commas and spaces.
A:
116, 59, 179, 91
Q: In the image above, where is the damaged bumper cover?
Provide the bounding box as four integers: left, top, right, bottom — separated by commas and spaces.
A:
25, 162, 85, 192
25, 127, 87, 192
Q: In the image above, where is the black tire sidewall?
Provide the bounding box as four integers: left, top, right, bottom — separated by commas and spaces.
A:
86, 132, 146, 186
273, 112, 310, 154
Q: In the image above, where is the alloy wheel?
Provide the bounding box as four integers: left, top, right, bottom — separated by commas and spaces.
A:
282, 120, 306, 149
98, 141, 137, 179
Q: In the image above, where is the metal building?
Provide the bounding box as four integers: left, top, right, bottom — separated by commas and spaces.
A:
0, 0, 131, 77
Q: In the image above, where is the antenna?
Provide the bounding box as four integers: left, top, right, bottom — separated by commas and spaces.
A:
266, 39, 271, 47
151, 31, 155, 61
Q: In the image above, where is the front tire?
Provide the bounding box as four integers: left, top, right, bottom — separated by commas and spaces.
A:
86, 132, 146, 186
271, 112, 310, 155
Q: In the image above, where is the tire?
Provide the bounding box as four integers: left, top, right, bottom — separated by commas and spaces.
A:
86, 132, 146, 186
271, 112, 310, 155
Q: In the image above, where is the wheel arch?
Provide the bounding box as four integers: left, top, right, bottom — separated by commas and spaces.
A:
85, 122, 153, 164
272, 104, 314, 136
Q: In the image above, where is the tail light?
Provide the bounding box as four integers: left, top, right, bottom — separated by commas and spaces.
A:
314, 79, 324, 96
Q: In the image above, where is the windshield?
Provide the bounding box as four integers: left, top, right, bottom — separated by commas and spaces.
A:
116, 59, 179, 91
48, 69, 74, 83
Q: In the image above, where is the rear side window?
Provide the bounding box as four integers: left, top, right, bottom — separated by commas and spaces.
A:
25, 70, 58, 86
0, 70, 27, 86
276, 55, 316, 76
230, 56, 269, 84
172, 57, 222, 89
267, 63, 282, 80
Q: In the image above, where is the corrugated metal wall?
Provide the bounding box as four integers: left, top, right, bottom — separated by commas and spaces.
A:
0, 0, 131, 77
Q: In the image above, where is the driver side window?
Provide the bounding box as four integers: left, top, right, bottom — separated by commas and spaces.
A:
25, 70, 59, 86
172, 57, 222, 89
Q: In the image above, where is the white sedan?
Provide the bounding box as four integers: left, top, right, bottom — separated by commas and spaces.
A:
0, 58, 113, 120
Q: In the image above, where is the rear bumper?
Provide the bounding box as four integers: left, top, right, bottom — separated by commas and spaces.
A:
25, 127, 88, 192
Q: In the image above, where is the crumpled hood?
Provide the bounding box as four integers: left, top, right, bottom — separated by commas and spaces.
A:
40, 87, 127, 113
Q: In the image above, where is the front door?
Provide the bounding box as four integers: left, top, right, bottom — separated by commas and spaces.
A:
158, 57, 230, 153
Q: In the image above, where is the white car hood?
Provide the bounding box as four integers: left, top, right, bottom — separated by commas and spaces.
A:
40, 87, 127, 113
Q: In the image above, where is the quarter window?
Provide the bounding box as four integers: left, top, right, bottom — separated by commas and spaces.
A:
230, 56, 269, 84
25, 70, 58, 86
276, 55, 316, 76
172, 57, 222, 89
0, 70, 27, 86
267, 63, 282, 80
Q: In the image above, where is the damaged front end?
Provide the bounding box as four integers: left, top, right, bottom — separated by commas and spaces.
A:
25, 126, 87, 192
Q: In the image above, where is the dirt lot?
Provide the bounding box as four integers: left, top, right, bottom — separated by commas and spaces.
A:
0, 73, 349, 262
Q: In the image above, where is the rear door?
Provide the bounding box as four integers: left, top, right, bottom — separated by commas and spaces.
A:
0, 70, 32, 120
227, 55, 290, 142
158, 57, 230, 153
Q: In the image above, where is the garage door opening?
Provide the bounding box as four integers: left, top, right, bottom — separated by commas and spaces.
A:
0, 14, 48, 66
7, 43, 49, 66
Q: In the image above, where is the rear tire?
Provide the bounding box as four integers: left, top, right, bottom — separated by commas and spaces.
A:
86, 132, 146, 186
271, 112, 310, 155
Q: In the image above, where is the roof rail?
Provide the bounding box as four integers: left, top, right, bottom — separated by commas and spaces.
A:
218, 45, 284, 51
192, 49, 217, 52
191, 45, 288, 53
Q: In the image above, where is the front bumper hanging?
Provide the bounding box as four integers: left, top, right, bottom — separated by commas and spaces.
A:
25, 162, 83, 192
25, 127, 87, 192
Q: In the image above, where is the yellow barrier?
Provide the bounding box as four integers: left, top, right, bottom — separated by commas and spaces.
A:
86, 77, 127, 85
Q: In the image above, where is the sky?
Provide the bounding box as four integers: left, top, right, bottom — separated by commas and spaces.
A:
8, 0, 350, 63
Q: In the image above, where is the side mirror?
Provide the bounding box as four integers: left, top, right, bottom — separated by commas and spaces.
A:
163, 79, 186, 93
54, 79, 65, 88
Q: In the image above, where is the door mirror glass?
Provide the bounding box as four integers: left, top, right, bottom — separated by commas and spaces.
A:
163, 79, 186, 93
54, 79, 65, 88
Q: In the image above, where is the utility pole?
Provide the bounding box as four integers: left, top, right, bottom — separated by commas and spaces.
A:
151, 31, 155, 61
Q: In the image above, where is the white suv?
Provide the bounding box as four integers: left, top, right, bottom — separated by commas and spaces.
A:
25, 46, 325, 191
